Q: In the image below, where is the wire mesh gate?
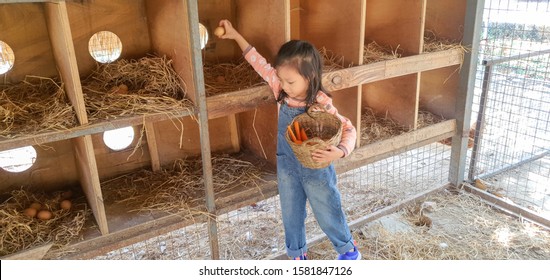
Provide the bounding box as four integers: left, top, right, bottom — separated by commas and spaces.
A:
467, 0, 550, 222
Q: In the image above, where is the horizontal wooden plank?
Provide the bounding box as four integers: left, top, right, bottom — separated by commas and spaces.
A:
55, 176, 278, 260
208, 50, 463, 120
0, 243, 53, 260
462, 184, 550, 230
0, 110, 195, 152
206, 86, 276, 119
2, 50, 460, 151
335, 119, 457, 174
385, 48, 464, 78
324, 48, 464, 92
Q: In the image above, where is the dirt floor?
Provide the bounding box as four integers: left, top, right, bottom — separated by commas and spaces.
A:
308, 189, 550, 260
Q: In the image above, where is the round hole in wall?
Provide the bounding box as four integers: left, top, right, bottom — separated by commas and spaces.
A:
88, 31, 123, 63
0, 41, 15, 75
103, 126, 135, 151
0, 146, 37, 173
199, 23, 208, 49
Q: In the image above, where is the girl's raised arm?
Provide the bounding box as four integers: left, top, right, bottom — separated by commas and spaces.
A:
217, 20, 250, 52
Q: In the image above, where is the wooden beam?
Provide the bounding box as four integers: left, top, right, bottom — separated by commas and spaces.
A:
144, 122, 160, 172
56, 175, 278, 260
0, 243, 53, 260
72, 135, 109, 235
206, 86, 276, 119
462, 184, 550, 230
324, 48, 463, 91
44, 1, 88, 125
227, 114, 241, 153
335, 119, 456, 174
185, 0, 219, 260
0, 110, 194, 152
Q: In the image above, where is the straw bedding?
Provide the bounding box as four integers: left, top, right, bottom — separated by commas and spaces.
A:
100, 154, 275, 215
364, 41, 402, 64
308, 189, 550, 260
81, 55, 193, 122
0, 188, 91, 257
361, 108, 446, 145
202, 47, 348, 97
423, 30, 468, 53
0, 76, 78, 139
203, 59, 266, 97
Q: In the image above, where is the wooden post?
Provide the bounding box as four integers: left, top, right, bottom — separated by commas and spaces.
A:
185, 0, 220, 260
449, 0, 485, 186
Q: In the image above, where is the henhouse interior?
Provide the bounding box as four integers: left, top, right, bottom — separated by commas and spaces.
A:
1, 0, 549, 260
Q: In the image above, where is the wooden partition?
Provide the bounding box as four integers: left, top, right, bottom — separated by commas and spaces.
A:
292, 0, 364, 146
0, 1, 108, 235
199, 0, 288, 166
420, 0, 468, 120
362, 0, 425, 129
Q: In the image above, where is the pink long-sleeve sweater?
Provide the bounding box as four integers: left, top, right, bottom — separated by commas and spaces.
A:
243, 46, 357, 157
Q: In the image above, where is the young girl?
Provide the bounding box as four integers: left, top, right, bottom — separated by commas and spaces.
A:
217, 20, 361, 260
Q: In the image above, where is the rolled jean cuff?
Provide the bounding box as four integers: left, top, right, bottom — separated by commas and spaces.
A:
287, 245, 308, 258
335, 238, 355, 255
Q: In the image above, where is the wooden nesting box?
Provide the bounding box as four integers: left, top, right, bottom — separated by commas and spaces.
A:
0, 0, 475, 259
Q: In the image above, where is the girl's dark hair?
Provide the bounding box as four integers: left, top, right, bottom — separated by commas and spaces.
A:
273, 40, 329, 106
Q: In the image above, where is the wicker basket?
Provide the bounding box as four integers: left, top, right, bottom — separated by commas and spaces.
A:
285, 104, 343, 169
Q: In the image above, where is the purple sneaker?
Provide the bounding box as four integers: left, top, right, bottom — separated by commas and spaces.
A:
337, 246, 361, 260
293, 253, 308, 260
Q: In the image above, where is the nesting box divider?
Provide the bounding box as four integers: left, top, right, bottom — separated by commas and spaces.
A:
0, 2, 109, 236
199, 0, 289, 167
62, 0, 199, 236
0, 2, 80, 145
44, 1, 109, 235
361, 0, 425, 130
420, 0, 468, 120
294, 0, 364, 148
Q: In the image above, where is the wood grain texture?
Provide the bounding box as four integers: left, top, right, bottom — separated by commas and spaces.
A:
425, 0, 467, 41
72, 135, 108, 235
145, 0, 196, 103
365, 0, 425, 56
0, 243, 53, 260
299, 0, 364, 65
0, 3, 58, 83
44, 1, 88, 125
65, 0, 151, 77
335, 119, 456, 173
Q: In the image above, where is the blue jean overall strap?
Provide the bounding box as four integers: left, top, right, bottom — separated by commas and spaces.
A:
276, 103, 355, 258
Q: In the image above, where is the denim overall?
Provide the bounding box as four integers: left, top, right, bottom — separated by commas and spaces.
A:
277, 103, 355, 258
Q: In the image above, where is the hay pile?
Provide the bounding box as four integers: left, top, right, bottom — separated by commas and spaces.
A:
101, 155, 275, 214
423, 30, 468, 53
0, 188, 91, 257
360, 107, 408, 145
309, 190, 550, 260
202, 47, 348, 97
364, 41, 401, 64
203, 59, 266, 97
319, 47, 351, 72
81, 55, 193, 122
0, 76, 78, 139
417, 110, 446, 128
361, 109, 447, 145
